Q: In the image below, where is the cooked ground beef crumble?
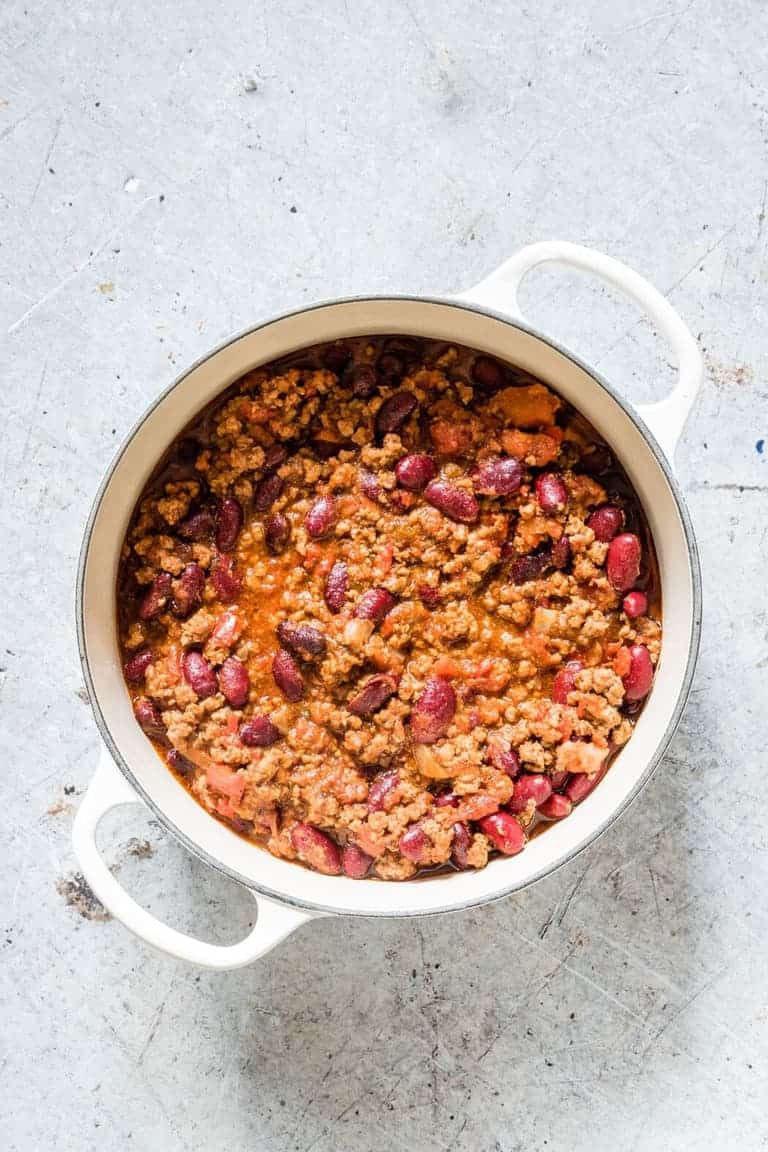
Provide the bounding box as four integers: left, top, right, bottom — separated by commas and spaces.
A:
119, 336, 661, 880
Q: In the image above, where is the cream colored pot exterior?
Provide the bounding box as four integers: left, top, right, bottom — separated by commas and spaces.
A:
74, 243, 703, 969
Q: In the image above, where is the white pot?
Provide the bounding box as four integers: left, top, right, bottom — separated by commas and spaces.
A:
74, 242, 703, 969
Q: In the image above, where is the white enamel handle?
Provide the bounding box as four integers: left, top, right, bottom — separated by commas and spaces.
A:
461, 241, 703, 462
73, 748, 315, 969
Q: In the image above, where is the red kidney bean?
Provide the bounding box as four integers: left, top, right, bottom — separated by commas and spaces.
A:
124, 649, 153, 684
216, 498, 243, 552
377, 352, 405, 382
565, 767, 606, 804
218, 656, 250, 708
272, 649, 304, 701
253, 471, 284, 513
434, 792, 459, 808
424, 479, 479, 523
311, 436, 355, 460
178, 508, 215, 541
479, 811, 525, 855
305, 495, 337, 538
549, 770, 569, 791
240, 714, 282, 747
290, 823, 342, 875
535, 471, 567, 513
451, 822, 472, 869
410, 676, 456, 744
580, 444, 612, 477
399, 824, 431, 863
395, 453, 437, 491
509, 773, 553, 813
417, 583, 442, 609
348, 363, 378, 398
471, 355, 504, 391
342, 843, 373, 879
262, 444, 287, 473
348, 673, 398, 716
172, 562, 205, 619
550, 536, 571, 569
277, 620, 327, 656
139, 572, 172, 621
264, 512, 291, 554
324, 560, 348, 613
622, 644, 654, 701
487, 743, 521, 778
211, 556, 242, 602
552, 659, 584, 704
606, 532, 642, 591
166, 747, 196, 776
538, 794, 573, 820
359, 469, 381, 500
324, 344, 351, 374
587, 505, 623, 542
510, 553, 548, 585
367, 770, 398, 812
375, 390, 417, 436
182, 650, 218, 699
622, 590, 648, 618
471, 456, 524, 496
354, 587, 395, 623
133, 696, 165, 738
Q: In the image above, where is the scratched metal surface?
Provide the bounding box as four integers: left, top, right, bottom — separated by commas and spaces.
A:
1, 2, 766, 1149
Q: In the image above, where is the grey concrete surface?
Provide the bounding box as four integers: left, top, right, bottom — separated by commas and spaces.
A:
1, 1, 766, 1149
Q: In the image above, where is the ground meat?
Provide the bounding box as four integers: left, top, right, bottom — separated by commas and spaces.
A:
118, 336, 662, 880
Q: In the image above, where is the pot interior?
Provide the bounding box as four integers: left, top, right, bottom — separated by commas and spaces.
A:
79, 298, 699, 917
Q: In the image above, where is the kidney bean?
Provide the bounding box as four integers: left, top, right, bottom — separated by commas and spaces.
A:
166, 747, 196, 776
359, 469, 380, 500
552, 659, 584, 704
324, 343, 351, 374
535, 471, 568, 513
377, 352, 405, 382
471, 355, 504, 391
461, 793, 501, 821
565, 767, 606, 804
124, 648, 153, 684
375, 390, 417, 436
417, 583, 442, 609
479, 811, 525, 855
216, 498, 243, 552
272, 648, 304, 701
451, 822, 472, 869
510, 553, 548, 585
342, 843, 373, 879
139, 572, 172, 621
277, 620, 327, 656
260, 513, 289, 557
623, 590, 648, 618
399, 824, 431, 863
133, 696, 165, 738
622, 644, 654, 701
509, 773, 553, 813
312, 436, 355, 460
538, 794, 573, 820
253, 471, 284, 513
368, 770, 398, 812
471, 455, 523, 496
549, 770, 569, 791
348, 673, 398, 716
178, 508, 215, 541
182, 650, 218, 699
218, 656, 250, 708
580, 444, 612, 476
172, 562, 205, 619
263, 444, 288, 473
324, 560, 348, 613
395, 453, 437, 491
348, 363, 378, 398
290, 823, 342, 875
211, 556, 242, 602
550, 536, 571, 569
487, 743, 520, 778
434, 792, 459, 808
606, 532, 642, 591
305, 495, 337, 538
240, 714, 282, 747
424, 479, 479, 523
410, 676, 456, 744
355, 587, 395, 623
587, 505, 623, 542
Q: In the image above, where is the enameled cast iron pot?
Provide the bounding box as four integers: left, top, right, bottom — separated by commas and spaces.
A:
74, 242, 703, 969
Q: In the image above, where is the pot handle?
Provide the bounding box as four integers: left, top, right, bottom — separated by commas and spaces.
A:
72, 747, 314, 970
460, 241, 703, 462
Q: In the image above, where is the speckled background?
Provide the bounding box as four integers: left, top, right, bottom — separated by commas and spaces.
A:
1, 1, 766, 1149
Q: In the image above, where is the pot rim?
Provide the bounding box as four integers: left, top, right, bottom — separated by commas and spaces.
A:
75, 292, 702, 917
